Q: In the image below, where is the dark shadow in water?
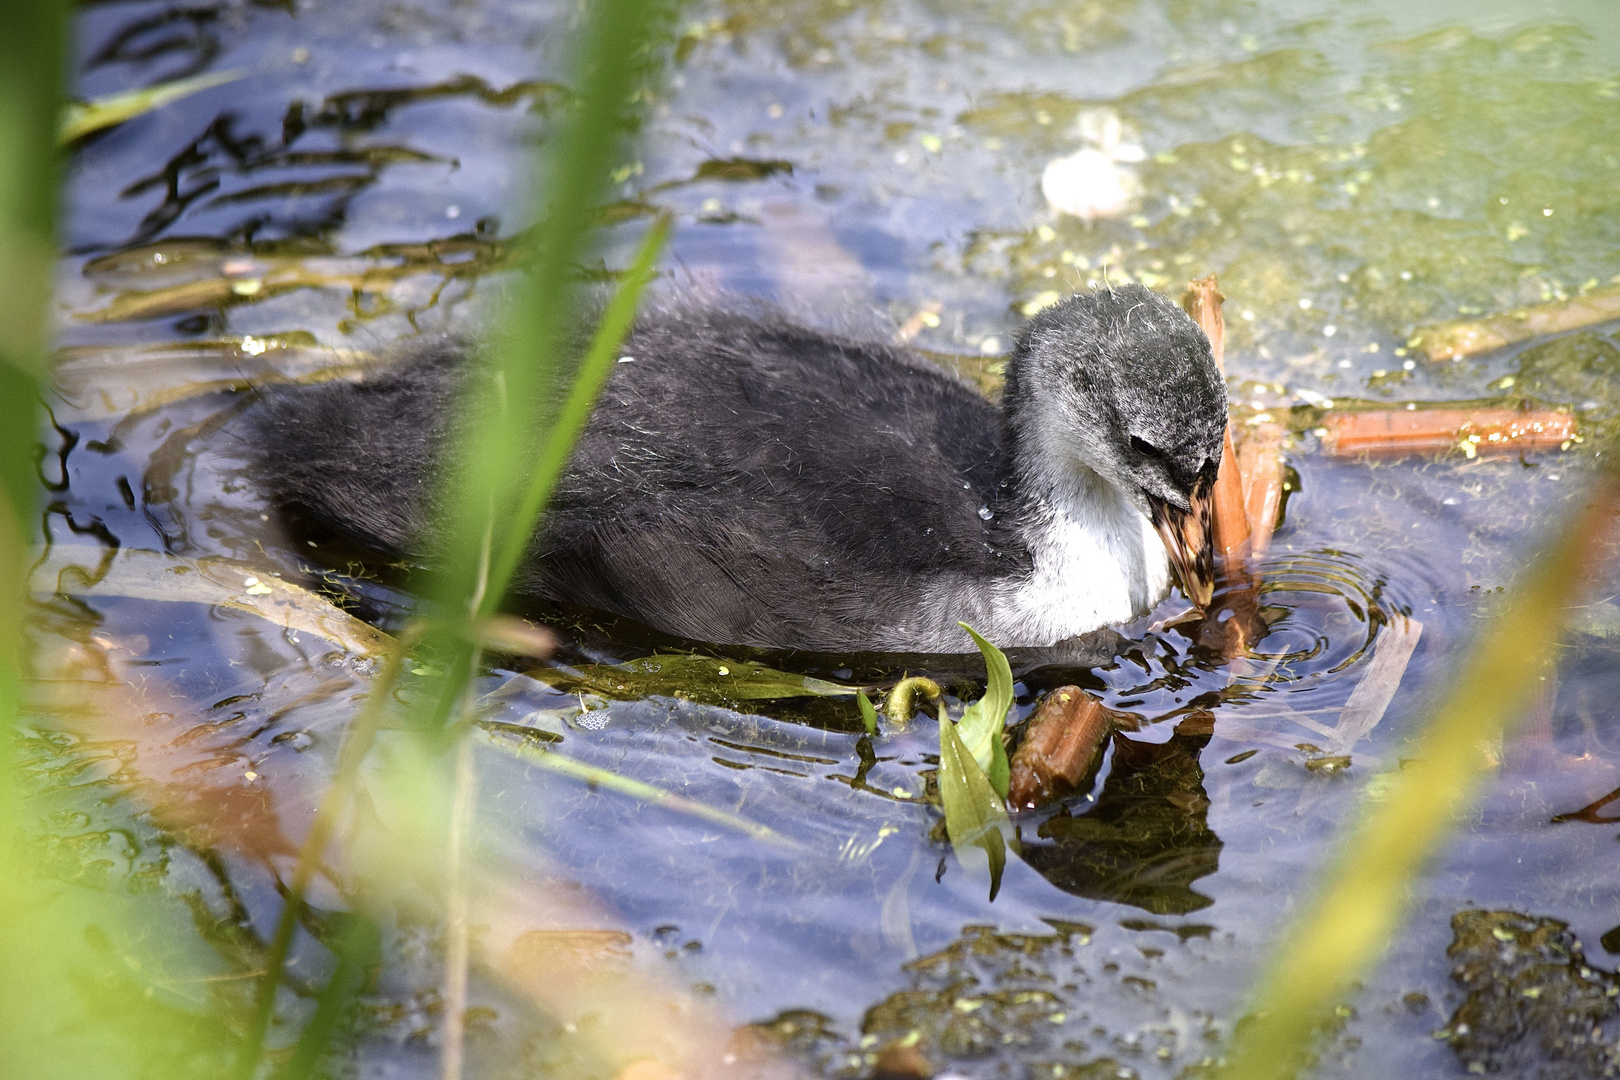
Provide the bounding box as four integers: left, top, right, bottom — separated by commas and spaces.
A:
1021, 715, 1221, 915
96, 74, 559, 249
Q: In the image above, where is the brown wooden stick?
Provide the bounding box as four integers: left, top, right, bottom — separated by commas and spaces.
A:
1319, 407, 1575, 460
1182, 274, 1280, 660
1007, 687, 1112, 809
1182, 275, 1252, 561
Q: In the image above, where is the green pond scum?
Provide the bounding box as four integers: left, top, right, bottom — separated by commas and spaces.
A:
9, 0, 1620, 1079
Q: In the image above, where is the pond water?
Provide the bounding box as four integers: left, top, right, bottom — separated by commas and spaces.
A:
30, 0, 1620, 1076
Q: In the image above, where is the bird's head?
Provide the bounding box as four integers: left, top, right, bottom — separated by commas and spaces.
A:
1005, 283, 1227, 607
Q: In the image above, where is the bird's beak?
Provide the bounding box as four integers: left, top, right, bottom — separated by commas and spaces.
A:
1147, 481, 1215, 609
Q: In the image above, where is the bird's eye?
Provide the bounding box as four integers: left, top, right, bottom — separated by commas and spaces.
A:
1129, 435, 1161, 459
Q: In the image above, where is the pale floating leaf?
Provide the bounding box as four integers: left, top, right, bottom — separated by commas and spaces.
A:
36, 547, 391, 659
1328, 615, 1424, 752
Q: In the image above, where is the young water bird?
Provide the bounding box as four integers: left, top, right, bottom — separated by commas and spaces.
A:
252, 283, 1226, 652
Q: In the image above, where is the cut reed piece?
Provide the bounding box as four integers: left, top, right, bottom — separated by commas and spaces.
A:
1413, 284, 1620, 362
1212, 428, 1251, 559
1319, 408, 1575, 461
1237, 421, 1286, 560
1007, 686, 1112, 809
1182, 274, 1277, 660
1181, 275, 1252, 561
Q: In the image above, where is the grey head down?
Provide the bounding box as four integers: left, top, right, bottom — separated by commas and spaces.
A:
249, 285, 1227, 653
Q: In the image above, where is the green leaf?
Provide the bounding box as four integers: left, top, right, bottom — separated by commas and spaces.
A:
60, 70, 244, 143
938, 714, 1011, 901
532, 653, 856, 706
953, 622, 1014, 799
856, 689, 879, 735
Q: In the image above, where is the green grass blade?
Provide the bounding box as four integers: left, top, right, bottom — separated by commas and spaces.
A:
2, 7, 106, 1080
405, 0, 672, 741
274, 915, 383, 1080
0, 0, 65, 527
60, 70, 244, 143
1216, 474, 1620, 1080
485, 214, 670, 606
938, 710, 1011, 901
954, 622, 1013, 799
430, 0, 670, 623
478, 724, 796, 847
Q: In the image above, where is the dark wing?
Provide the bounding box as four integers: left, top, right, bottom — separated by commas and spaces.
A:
530, 307, 1017, 645
249, 308, 1019, 648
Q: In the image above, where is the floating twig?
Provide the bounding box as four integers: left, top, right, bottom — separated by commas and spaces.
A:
1319, 407, 1575, 461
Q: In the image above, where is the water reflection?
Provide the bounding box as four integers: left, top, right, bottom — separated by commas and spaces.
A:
1022, 717, 1220, 915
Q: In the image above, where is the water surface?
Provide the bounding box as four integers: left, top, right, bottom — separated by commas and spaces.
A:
33, 0, 1620, 1076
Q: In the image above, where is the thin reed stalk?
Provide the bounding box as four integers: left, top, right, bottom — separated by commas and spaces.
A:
236, 0, 675, 1072
0, 0, 67, 776
236, 625, 423, 1078
440, 735, 479, 1080
429, 0, 670, 631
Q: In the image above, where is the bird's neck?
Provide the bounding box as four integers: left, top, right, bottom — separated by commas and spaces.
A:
895, 437, 1168, 651
994, 458, 1169, 640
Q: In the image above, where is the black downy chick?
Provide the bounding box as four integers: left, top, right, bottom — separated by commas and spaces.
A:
250, 284, 1227, 652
